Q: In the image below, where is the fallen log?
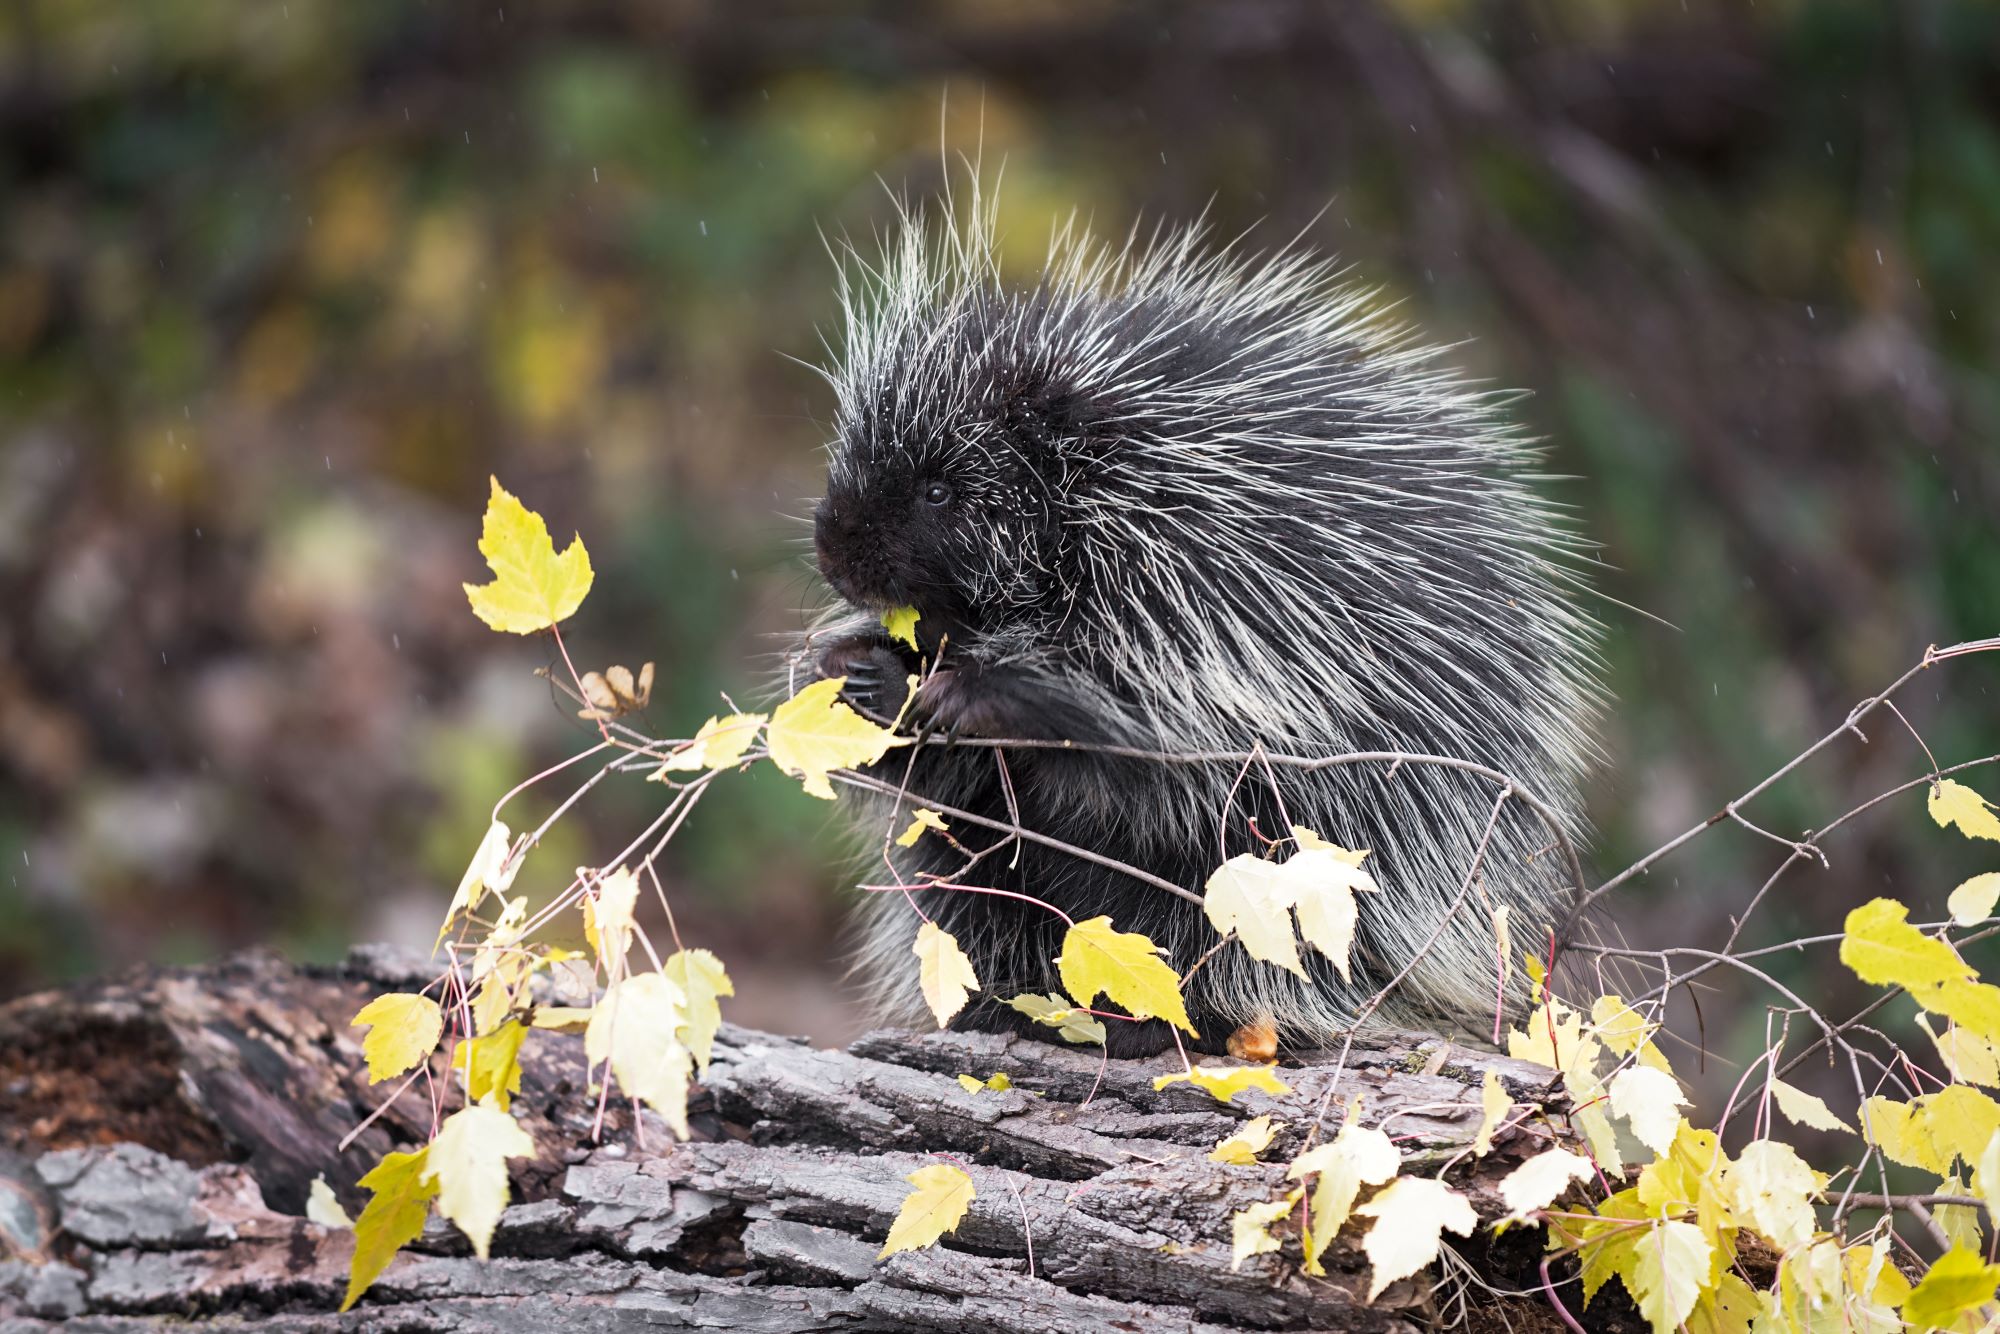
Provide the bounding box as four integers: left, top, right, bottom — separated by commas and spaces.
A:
0, 948, 1591, 1332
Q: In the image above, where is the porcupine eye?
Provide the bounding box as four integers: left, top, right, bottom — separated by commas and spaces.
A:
922, 481, 952, 507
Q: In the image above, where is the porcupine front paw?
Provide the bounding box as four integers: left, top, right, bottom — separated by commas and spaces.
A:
814, 635, 914, 721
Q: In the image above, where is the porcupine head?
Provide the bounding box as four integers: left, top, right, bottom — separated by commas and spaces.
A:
804, 191, 1604, 1060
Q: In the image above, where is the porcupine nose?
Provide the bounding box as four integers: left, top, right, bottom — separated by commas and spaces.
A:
813, 499, 869, 604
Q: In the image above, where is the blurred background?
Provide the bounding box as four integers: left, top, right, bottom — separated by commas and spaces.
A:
2, 0, 1997, 1098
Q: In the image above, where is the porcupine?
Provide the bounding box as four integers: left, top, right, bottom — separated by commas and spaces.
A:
802, 199, 1604, 1059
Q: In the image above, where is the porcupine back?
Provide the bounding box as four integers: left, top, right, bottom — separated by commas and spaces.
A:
805, 196, 1605, 1053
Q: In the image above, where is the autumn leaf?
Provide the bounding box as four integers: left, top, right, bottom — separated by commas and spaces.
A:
1288, 1123, 1400, 1274
914, 922, 980, 1027
1727, 1140, 1818, 1250
1609, 1065, 1687, 1158
1002, 992, 1106, 1046
1623, 1219, 1712, 1333
894, 808, 950, 848
341, 1148, 438, 1311
1931, 779, 2000, 843
462, 477, 593, 634
1354, 1176, 1478, 1300
307, 1176, 352, 1229
1154, 1063, 1290, 1104
1210, 1116, 1280, 1165
663, 948, 734, 1073
1204, 854, 1305, 977
584, 866, 641, 967
880, 606, 921, 651
1496, 1148, 1594, 1225
1919, 1012, 2000, 1088
351, 993, 444, 1084
1769, 1077, 1855, 1135
1902, 1246, 2000, 1330
956, 1072, 1013, 1094
426, 1101, 536, 1259
651, 713, 766, 775
438, 819, 517, 948
1949, 872, 2000, 927
1473, 1071, 1511, 1158
585, 972, 694, 1138
1841, 897, 1973, 990
452, 1020, 527, 1111
1057, 916, 1196, 1035
879, 1163, 975, 1258
1287, 830, 1374, 982
766, 676, 905, 799
1230, 1192, 1300, 1270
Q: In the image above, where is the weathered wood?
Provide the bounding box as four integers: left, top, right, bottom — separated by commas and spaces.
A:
0, 949, 1585, 1331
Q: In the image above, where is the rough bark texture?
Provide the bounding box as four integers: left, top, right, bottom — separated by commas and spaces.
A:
0, 949, 1591, 1332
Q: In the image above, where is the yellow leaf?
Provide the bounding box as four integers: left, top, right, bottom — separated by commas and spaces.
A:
351, 993, 444, 1084
1936, 1170, 1982, 1254
1622, 1218, 1712, 1333
1932, 779, 2000, 843
1057, 917, 1196, 1035
914, 922, 980, 1027
438, 819, 516, 948
1230, 1192, 1300, 1271
1210, 1116, 1279, 1165
1609, 1065, 1688, 1158
529, 1006, 594, 1034
663, 948, 734, 1073
1474, 1071, 1511, 1157
586, 972, 693, 1138
880, 606, 921, 651
766, 676, 905, 800
1497, 1148, 1593, 1225
426, 1101, 535, 1259
1002, 992, 1106, 1045
1949, 872, 2000, 927
1288, 836, 1374, 985
1904, 1247, 2000, 1330
461, 477, 594, 634
1287, 1124, 1400, 1275
1977, 1132, 2000, 1243
1685, 1271, 1761, 1334
1936, 977, 2000, 1045
1726, 1140, 1817, 1251
651, 713, 766, 775
468, 975, 511, 1037
956, 1072, 1012, 1094
1769, 1077, 1856, 1135
1920, 1013, 2000, 1088
341, 1148, 437, 1311
585, 867, 641, 966
1205, 854, 1305, 977
1591, 994, 1654, 1056
452, 1021, 527, 1112
879, 1163, 975, 1257
1354, 1176, 1478, 1300
895, 808, 950, 848
1841, 897, 1973, 992
307, 1176, 352, 1229
1153, 1063, 1290, 1104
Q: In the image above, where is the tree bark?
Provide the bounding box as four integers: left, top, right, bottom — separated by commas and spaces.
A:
0, 949, 1589, 1332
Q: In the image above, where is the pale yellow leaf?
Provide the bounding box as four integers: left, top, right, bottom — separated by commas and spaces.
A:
461, 477, 594, 634
1210, 1116, 1279, 1165
1919, 1012, 2000, 1089
439, 819, 515, 948
1288, 1124, 1400, 1274
351, 993, 444, 1084
451, 1020, 527, 1112
663, 948, 734, 1073
426, 1101, 535, 1259
585, 972, 693, 1138
1950, 872, 2000, 927
1932, 779, 2000, 843
1977, 1132, 2000, 1241
1057, 917, 1196, 1035
1002, 992, 1107, 1045
307, 1176, 352, 1230
1624, 1219, 1712, 1333
1473, 1071, 1511, 1158
1230, 1192, 1299, 1271
895, 808, 950, 848
1769, 1077, 1855, 1135
585, 867, 641, 966
914, 922, 980, 1027
1903, 1246, 2000, 1329
1354, 1176, 1478, 1300
1840, 896, 1973, 990
1497, 1148, 1594, 1224
879, 1163, 975, 1257
956, 1071, 1012, 1094
1727, 1139, 1818, 1251
1204, 855, 1305, 978
880, 606, 921, 651
651, 713, 767, 775
1289, 842, 1372, 984
1609, 1065, 1687, 1158
1153, 1063, 1290, 1104
766, 676, 905, 799
341, 1147, 436, 1311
